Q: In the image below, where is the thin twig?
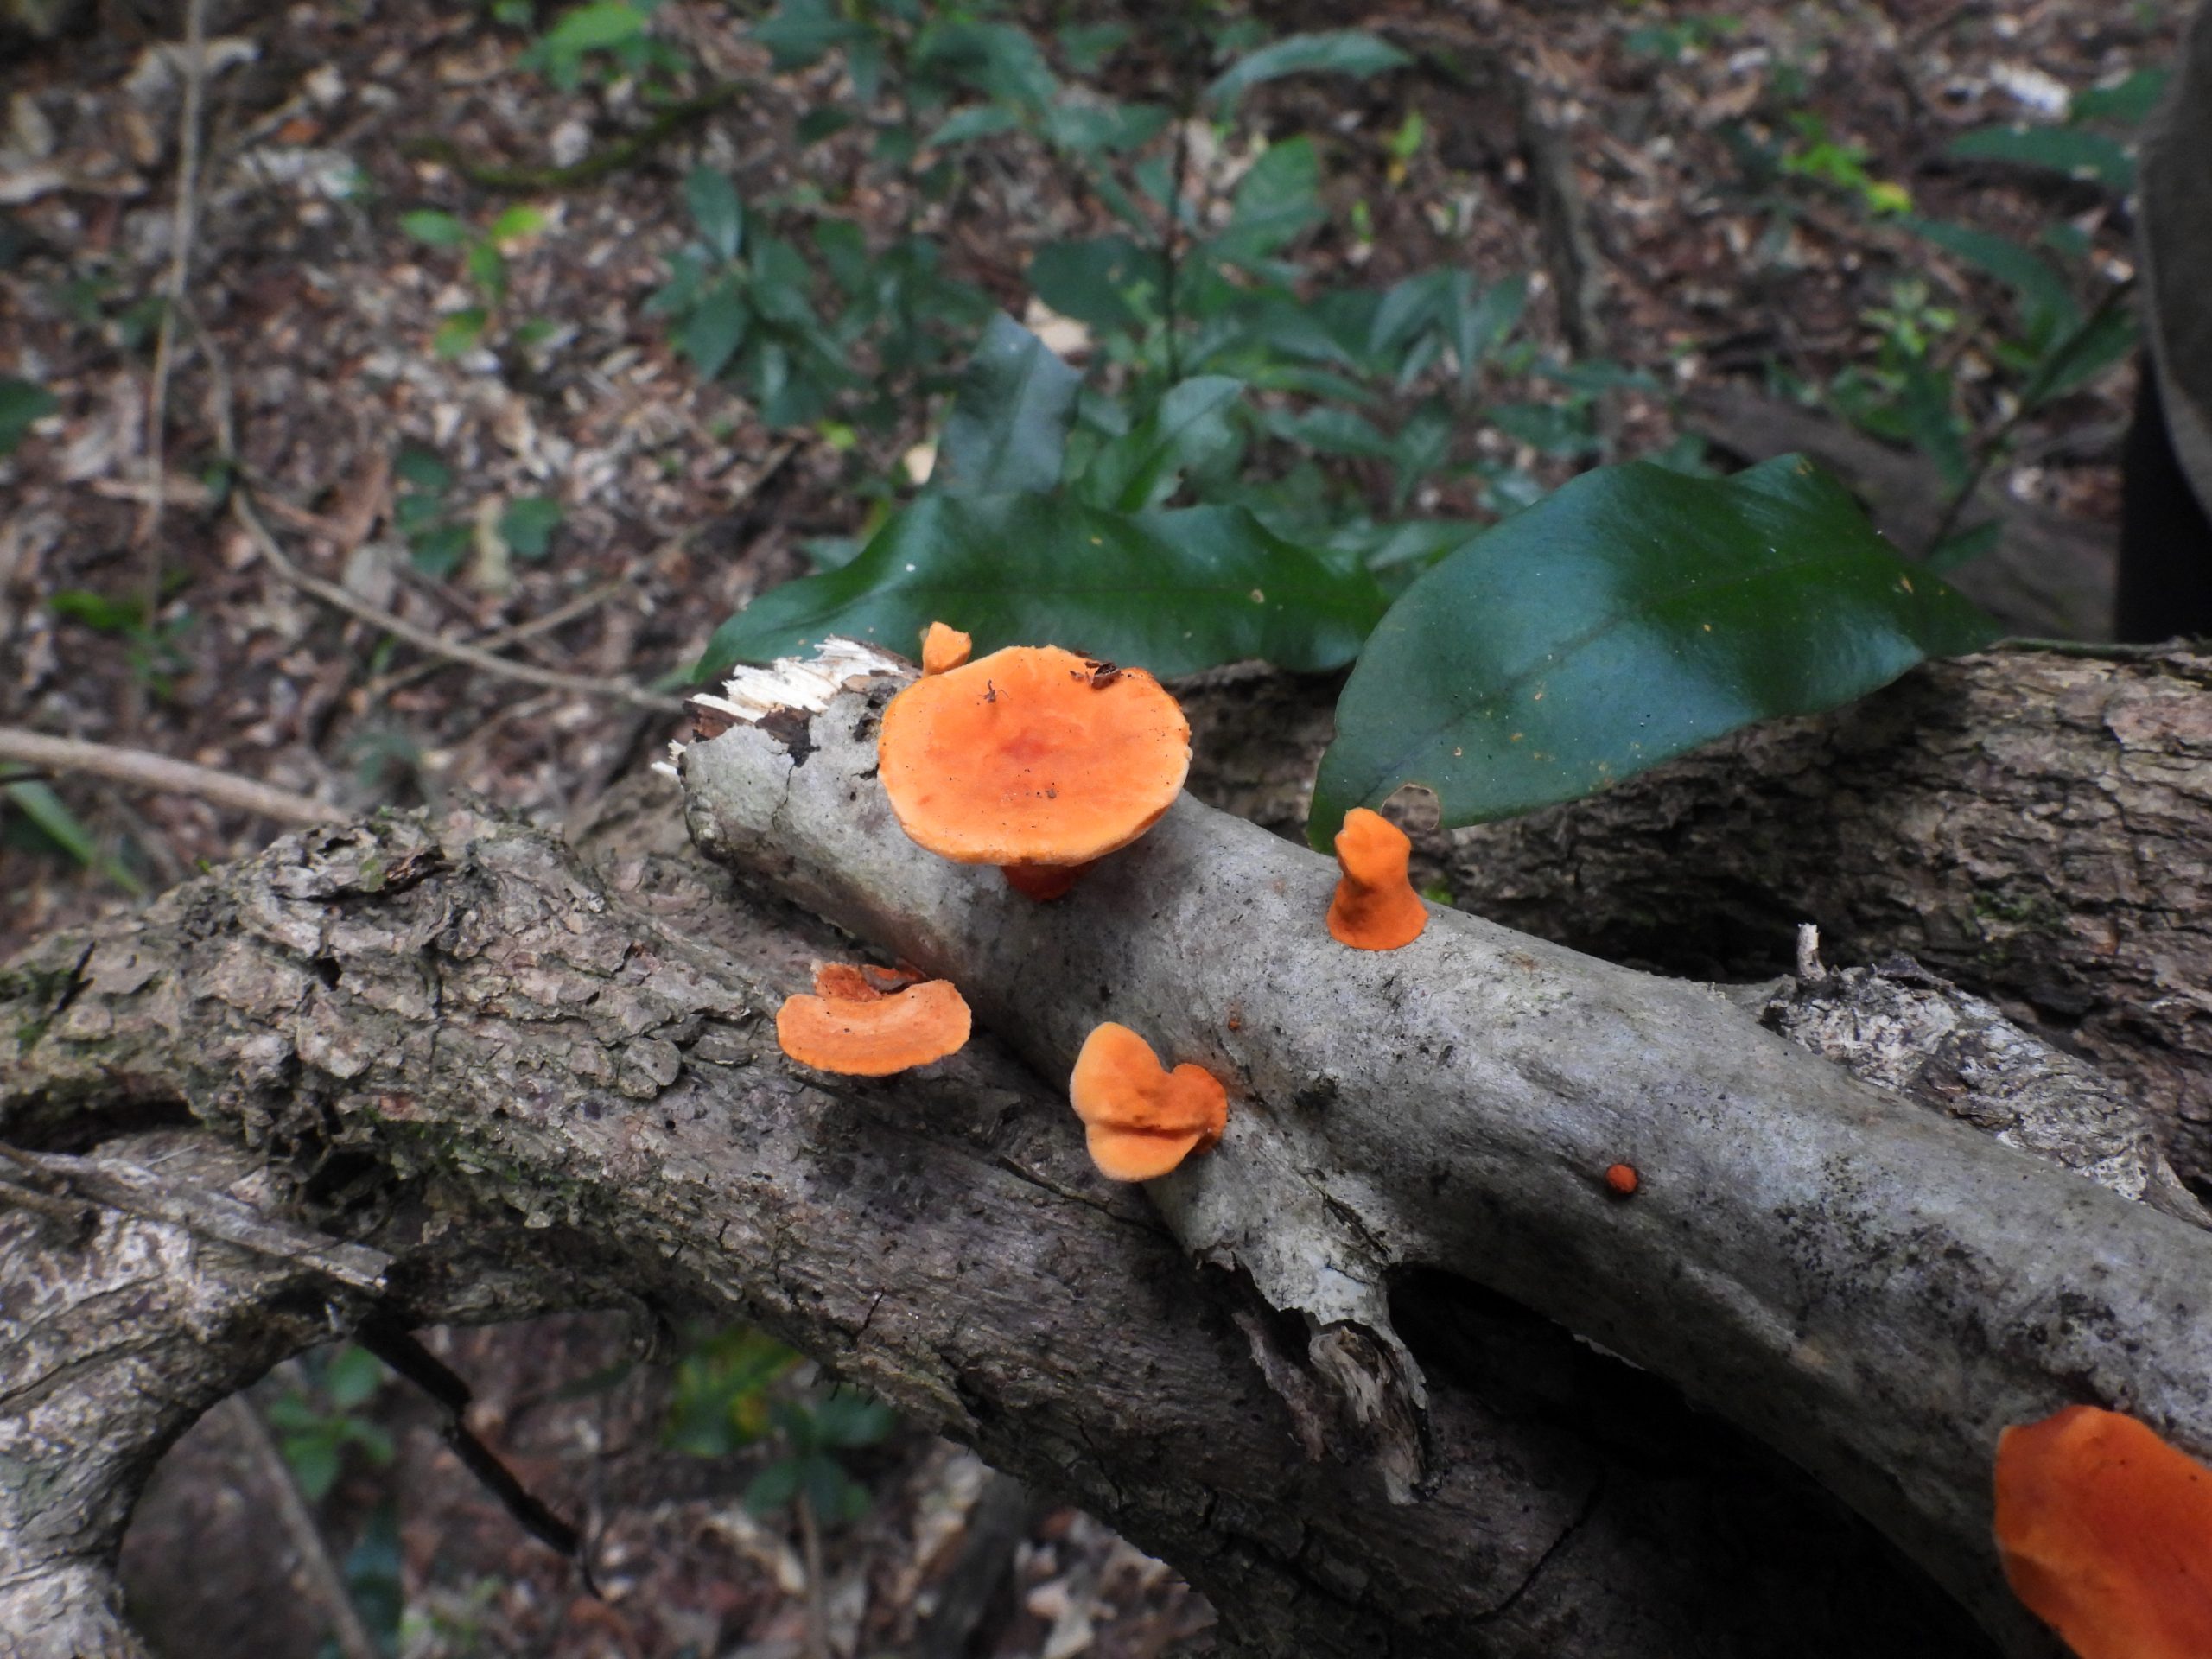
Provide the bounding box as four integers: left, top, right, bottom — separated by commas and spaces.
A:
0, 1175, 96, 1232
359, 578, 628, 703
795, 1490, 832, 1659
0, 726, 336, 826
353, 1320, 595, 1586
131, 0, 212, 739
219, 1395, 385, 1659
233, 491, 684, 715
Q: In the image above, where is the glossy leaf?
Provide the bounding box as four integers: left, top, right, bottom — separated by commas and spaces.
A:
1310, 456, 2002, 843
698, 491, 1386, 680
1205, 29, 1412, 109
937, 314, 1082, 495
1950, 125, 2133, 190
1079, 375, 1245, 511
1029, 236, 1167, 331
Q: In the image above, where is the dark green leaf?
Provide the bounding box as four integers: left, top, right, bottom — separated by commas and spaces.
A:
1041, 96, 1168, 156
1310, 457, 2002, 842
1899, 362, 1969, 491
465, 240, 507, 300
1080, 375, 1245, 510
1212, 137, 1325, 265
432, 308, 487, 359
811, 1389, 895, 1448
683, 283, 752, 379
48, 588, 144, 632
937, 314, 1082, 496
744, 1457, 804, 1515
1451, 273, 1526, 391
751, 0, 863, 68
1904, 217, 2077, 336
2020, 299, 2136, 407
684, 168, 745, 260
1489, 400, 1598, 456
395, 447, 453, 492
2069, 67, 2168, 126
914, 19, 1058, 108
411, 521, 473, 579
1058, 22, 1129, 73
3, 780, 119, 882
283, 1432, 342, 1501
538, 1, 645, 55
1949, 125, 2133, 190
1926, 519, 2001, 573
1205, 29, 1412, 109
325, 1344, 385, 1409
0, 376, 58, 454
925, 105, 1024, 149
697, 492, 1387, 680
499, 496, 563, 559
1266, 404, 1395, 461
1029, 236, 1166, 331
400, 209, 470, 247
797, 105, 856, 144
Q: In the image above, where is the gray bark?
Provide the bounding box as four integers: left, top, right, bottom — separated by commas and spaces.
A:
4, 642, 2209, 1658
679, 644, 2212, 1658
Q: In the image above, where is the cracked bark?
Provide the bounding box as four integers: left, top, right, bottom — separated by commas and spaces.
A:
1178, 645, 2212, 1193
3, 641, 2208, 1657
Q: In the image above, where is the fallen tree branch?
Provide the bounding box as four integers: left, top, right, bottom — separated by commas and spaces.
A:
677, 645, 2212, 1655
5, 799, 2031, 1658
0, 727, 335, 828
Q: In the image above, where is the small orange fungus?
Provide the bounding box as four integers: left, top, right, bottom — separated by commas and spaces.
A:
1326, 808, 1427, 950
878, 644, 1191, 899
1070, 1022, 1228, 1182
1604, 1163, 1640, 1197
777, 977, 970, 1077
919, 621, 972, 676
1994, 1404, 2212, 1659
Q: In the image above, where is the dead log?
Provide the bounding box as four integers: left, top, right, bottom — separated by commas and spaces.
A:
677, 643, 2212, 1657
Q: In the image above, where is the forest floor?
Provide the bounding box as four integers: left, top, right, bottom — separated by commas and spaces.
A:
0, 0, 2184, 1654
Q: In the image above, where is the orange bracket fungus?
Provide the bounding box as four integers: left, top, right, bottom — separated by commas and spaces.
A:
919, 620, 972, 676
1994, 1403, 2212, 1659
776, 971, 970, 1077
877, 643, 1191, 900
1069, 1022, 1228, 1182
1326, 807, 1427, 950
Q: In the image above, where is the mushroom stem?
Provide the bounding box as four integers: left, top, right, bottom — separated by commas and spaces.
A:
1001, 862, 1088, 901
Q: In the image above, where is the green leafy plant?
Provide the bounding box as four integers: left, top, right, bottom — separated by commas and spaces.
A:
266, 1344, 394, 1502
741, 1387, 896, 1523
391, 446, 564, 578
664, 1325, 798, 1458
400, 204, 550, 359
48, 587, 195, 702
0, 376, 58, 454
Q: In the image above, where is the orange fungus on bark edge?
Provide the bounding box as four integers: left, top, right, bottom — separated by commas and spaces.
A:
919, 620, 972, 676
1605, 1163, 1640, 1197
1326, 808, 1427, 950
1994, 1404, 2212, 1659
1069, 1022, 1228, 1182
776, 977, 970, 1077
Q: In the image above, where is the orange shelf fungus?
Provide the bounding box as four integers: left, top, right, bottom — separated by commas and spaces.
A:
1326, 808, 1427, 950
776, 975, 970, 1077
877, 644, 1191, 900
919, 620, 972, 676
1069, 1022, 1228, 1182
1994, 1404, 2212, 1659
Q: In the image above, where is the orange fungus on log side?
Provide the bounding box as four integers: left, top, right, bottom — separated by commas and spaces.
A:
776, 978, 970, 1077
1994, 1404, 2212, 1659
919, 620, 972, 676
1069, 1022, 1228, 1182
1326, 808, 1427, 950
1605, 1163, 1640, 1197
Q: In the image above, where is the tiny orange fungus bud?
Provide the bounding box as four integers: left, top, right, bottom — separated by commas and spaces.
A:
919, 621, 972, 676
1604, 1163, 1640, 1197
1069, 1022, 1228, 1182
1326, 808, 1427, 950
1994, 1404, 2212, 1659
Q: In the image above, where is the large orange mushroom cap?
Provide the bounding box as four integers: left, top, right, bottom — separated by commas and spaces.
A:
1069, 1022, 1228, 1182
877, 645, 1191, 871
1326, 808, 1428, 950
777, 978, 971, 1077
1994, 1403, 2212, 1659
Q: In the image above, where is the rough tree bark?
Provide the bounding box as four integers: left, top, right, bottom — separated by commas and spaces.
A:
3, 644, 2208, 1659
